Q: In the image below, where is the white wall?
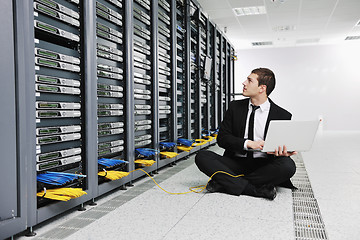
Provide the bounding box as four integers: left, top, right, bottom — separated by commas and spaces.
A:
234, 43, 360, 131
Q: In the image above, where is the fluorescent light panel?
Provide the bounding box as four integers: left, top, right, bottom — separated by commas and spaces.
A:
233, 6, 266, 16
345, 36, 360, 40
252, 41, 273, 46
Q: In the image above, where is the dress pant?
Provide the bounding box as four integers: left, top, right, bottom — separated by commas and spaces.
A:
195, 150, 296, 196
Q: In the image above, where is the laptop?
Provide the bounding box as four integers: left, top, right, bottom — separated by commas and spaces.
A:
254, 120, 320, 152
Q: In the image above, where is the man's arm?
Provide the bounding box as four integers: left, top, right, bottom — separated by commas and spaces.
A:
217, 101, 247, 153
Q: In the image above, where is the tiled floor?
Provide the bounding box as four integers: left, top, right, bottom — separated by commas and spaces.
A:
17, 131, 360, 240
302, 131, 360, 240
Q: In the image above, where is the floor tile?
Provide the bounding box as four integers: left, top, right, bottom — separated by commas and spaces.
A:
163, 215, 294, 240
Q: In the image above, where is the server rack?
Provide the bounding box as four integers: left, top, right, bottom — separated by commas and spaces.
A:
186, 0, 200, 154
130, 0, 158, 180
206, 20, 217, 145
175, 0, 189, 159
157, 0, 179, 168
32, 0, 94, 225
198, 12, 210, 148
0, 2, 30, 238
94, 0, 130, 195
0, 0, 234, 238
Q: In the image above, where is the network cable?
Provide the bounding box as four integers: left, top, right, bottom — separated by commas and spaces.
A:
177, 138, 194, 147
37, 172, 86, 186
98, 158, 127, 168
135, 148, 159, 157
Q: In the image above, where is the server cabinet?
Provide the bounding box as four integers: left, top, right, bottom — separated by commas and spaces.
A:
0, 0, 19, 223
175, 0, 189, 159
94, 0, 131, 195
157, 0, 178, 168
1, 0, 235, 237
32, 0, 94, 224
188, 0, 199, 141
208, 22, 217, 132
198, 11, 209, 145
130, 0, 158, 180
0, 1, 29, 239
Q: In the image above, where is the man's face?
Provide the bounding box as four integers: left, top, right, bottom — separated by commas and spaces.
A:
242, 73, 261, 97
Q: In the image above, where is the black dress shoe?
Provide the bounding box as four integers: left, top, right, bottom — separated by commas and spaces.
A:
206, 180, 225, 193
255, 185, 277, 200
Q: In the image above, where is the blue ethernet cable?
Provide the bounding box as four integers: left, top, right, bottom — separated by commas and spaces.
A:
177, 138, 194, 147
159, 142, 177, 148
37, 172, 86, 186
98, 158, 126, 167
135, 148, 159, 157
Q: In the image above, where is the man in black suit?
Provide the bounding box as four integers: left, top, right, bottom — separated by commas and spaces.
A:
195, 68, 297, 200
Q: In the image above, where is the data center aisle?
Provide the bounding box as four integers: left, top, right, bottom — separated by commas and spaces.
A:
14, 132, 360, 240
22, 145, 293, 240
302, 131, 360, 240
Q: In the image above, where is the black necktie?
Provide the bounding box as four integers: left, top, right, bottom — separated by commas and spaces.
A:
248, 104, 260, 158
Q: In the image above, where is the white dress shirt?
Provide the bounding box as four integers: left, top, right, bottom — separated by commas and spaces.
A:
239, 99, 270, 158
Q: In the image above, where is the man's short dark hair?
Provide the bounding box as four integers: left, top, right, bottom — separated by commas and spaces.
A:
251, 68, 276, 96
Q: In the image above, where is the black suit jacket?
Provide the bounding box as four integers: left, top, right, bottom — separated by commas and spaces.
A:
217, 98, 295, 189
217, 98, 292, 158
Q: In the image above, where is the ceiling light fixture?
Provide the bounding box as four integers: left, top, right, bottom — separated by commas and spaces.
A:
345, 36, 360, 40
252, 41, 273, 46
232, 6, 266, 17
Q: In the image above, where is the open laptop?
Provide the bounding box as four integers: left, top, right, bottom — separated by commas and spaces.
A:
253, 120, 320, 152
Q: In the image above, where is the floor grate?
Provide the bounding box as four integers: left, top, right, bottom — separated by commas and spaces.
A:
291, 154, 328, 240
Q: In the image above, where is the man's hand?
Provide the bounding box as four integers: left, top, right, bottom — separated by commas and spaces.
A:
267, 145, 297, 157
247, 140, 265, 150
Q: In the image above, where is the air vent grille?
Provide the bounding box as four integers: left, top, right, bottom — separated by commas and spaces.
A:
296, 38, 320, 44
273, 25, 296, 32
291, 154, 329, 240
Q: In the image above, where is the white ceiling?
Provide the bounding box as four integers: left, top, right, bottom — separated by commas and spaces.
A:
196, 0, 360, 50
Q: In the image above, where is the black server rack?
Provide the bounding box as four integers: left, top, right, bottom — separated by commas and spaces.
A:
189, 1, 199, 144
0, 0, 235, 238
175, 0, 189, 159
131, 0, 158, 179
208, 22, 217, 132
157, 0, 179, 167
95, 0, 130, 194
33, 0, 88, 208
199, 12, 209, 145
215, 29, 222, 125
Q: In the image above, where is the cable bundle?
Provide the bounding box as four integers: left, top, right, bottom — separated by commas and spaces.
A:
177, 138, 194, 147
36, 188, 87, 201
98, 170, 130, 180
37, 172, 86, 186
203, 135, 214, 142
192, 139, 207, 147
160, 152, 179, 158
134, 159, 156, 167
159, 142, 177, 149
98, 158, 126, 168
135, 148, 159, 157
177, 145, 193, 152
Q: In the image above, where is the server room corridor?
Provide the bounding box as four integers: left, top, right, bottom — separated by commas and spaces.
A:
14, 131, 360, 240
